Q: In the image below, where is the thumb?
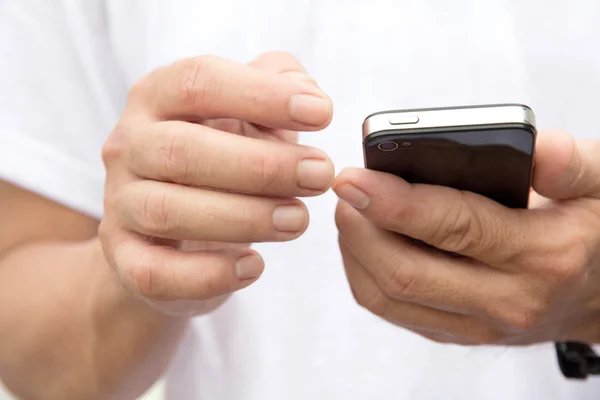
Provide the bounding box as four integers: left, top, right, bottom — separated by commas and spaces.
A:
533, 129, 600, 200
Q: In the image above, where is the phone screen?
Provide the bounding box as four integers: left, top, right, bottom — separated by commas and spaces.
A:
364, 127, 536, 209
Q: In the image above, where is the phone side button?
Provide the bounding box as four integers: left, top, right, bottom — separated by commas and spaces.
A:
389, 116, 420, 125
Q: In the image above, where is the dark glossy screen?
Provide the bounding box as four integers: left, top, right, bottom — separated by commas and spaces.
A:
364, 127, 536, 209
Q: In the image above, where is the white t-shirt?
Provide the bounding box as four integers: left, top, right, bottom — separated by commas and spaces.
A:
2, 1, 600, 399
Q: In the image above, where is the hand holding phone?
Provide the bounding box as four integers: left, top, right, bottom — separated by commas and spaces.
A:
363, 105, 600, 379
339, 105, 600, 376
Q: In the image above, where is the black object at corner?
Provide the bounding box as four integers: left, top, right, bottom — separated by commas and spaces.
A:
555, 342, 600, 379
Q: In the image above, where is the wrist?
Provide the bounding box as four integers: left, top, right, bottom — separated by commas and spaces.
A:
84, 239, 191, 398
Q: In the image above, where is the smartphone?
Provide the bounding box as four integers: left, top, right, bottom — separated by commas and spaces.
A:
362, 104, 537, 209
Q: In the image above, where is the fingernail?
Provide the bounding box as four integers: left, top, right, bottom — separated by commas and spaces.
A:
296, 159, 334, 191
235, 254, 264, 280
288, 94, 331, 126
272, 205, 307, 232
333, 184, 370, 210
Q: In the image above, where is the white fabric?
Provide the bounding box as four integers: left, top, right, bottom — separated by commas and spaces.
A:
2, 0, 600, 398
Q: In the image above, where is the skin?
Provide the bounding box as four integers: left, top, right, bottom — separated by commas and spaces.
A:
333, 131, 600, 345
0, 52, 335, 400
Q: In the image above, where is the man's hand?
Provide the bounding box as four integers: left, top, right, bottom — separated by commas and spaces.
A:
333, 130, 600, 345
100, 51, 334, 317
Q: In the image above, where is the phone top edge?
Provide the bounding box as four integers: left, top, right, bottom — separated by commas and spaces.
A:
363, 103, 533, 121
362, 104, 537, 140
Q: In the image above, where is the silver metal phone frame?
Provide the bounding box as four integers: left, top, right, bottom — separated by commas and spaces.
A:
362, 104, 536, 140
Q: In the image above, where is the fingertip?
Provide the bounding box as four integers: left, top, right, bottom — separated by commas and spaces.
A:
332, 168, 357, 195
532, 129, 577, 198
333, 168, 407, 212
333, 167, 366, 186
333, 183, 370, 210
333, 167, 409, 195
288, 92, 333, 129
296, 153, 335, 194
272, 199, 310, 240
235, 251, 265, 281
320, 95, 334, 129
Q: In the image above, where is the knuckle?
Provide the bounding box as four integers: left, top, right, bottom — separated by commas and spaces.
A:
139, 188, 177, 235
158, 131, 197, 184
542, 240, 589, 286
202, 262, 218, 296
126, 249, 171, 300
97, 220, 111, 244
493, 303, 547, 333
352, 285, 391, 318
231, 202, 262, 237
242, 86, 274, 116
247, 155, 286, 192
191, 258, 234, 300
102, 123, 132, 166
388, 202, 417, 227
379, 257, 419, 301
432, 192, 484, 253
370, 202, 394, 226
177, 56, 221, 110
128, 73, 155, 102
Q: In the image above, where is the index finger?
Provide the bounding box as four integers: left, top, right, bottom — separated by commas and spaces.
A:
128, 55, 333, 130
333, 168, 542, 265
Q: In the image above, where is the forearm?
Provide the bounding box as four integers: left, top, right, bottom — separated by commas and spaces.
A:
0, 238, 188, 400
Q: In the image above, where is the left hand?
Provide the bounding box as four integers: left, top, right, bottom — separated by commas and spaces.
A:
333, 130, 600, 345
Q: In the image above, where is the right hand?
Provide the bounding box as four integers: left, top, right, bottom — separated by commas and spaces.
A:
99, 52, 334, 316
